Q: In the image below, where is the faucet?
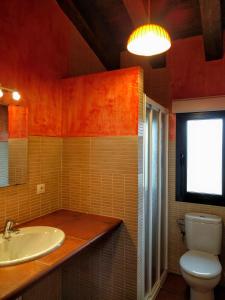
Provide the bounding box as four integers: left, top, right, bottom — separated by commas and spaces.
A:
2, 220, 19, 239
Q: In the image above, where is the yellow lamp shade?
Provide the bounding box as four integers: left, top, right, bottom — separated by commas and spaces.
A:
127, 24, 171, 56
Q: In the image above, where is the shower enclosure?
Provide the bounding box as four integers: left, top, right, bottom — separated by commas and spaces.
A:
142, 95, 168, 300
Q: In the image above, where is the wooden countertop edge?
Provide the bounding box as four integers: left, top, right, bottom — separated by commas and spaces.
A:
1, 213, 122, 300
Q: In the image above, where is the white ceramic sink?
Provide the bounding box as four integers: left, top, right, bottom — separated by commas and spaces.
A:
0, 226, 65, 266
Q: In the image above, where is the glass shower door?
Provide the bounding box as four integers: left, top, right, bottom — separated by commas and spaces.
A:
151, 109, 159, 289
144, 98, 168, 300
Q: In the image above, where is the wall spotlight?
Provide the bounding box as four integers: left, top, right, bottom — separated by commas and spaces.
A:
0, 85, 21, 101
12, 91, 21, 101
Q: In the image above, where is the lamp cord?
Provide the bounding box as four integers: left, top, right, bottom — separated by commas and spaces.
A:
147, 0, 150, 23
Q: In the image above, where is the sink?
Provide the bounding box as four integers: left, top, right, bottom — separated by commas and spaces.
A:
0, 226, 65, 266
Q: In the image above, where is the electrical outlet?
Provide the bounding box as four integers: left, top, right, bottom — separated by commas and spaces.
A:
36, 183, 45, 194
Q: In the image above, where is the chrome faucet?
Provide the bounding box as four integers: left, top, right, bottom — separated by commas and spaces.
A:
2, 220, 19, 239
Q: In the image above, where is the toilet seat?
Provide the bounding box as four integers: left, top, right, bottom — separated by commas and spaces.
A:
180, 250, 221, 279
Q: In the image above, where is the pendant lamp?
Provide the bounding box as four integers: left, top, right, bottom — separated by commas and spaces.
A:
127, 1, 171, 56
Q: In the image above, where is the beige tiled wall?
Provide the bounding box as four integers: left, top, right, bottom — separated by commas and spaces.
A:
62, 136, 139, 299
0, 142, 8, 187
0, 136, 62, 230
60, 69, 144, 300
62, 137, 138, 216
8, 138, 28, 185
0, 134, 140, 299
168, 141, 225, 280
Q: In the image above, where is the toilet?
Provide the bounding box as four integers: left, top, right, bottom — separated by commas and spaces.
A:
180, 213, 222, 300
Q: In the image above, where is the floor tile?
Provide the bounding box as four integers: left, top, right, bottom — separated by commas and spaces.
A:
157, 273, 225, 300
157, 290, 187, 300
162, 273, 187, 295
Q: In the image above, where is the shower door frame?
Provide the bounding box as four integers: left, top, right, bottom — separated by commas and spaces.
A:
143, 95, 169, 300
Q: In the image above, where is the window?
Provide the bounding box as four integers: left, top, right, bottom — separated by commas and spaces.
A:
176, 111, 225, 206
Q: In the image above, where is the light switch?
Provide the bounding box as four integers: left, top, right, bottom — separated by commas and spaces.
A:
36, 183, 45, 194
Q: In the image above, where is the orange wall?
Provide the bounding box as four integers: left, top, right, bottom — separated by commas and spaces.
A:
3, 2, 225, 138
168, 35, 225, 100
8, 106, 28, 138
0, 0, 104, 137
61, 67, 140, 137
121, 35, 225, 108
0, 0, 140, 138
0, 106, 28, 140
167, 35, 225, 141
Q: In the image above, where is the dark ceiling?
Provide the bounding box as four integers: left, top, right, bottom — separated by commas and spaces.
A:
56, 0, 225, 69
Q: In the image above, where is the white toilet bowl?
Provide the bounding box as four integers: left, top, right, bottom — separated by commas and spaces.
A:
180, 250, 222, 300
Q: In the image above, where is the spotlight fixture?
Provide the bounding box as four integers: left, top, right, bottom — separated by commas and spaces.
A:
12, 91, 21, 101
0, 85, 21, 101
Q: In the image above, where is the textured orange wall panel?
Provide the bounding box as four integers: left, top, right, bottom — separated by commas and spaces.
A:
27, 81, 62, 136
0, 0, 103, 137
62, 68, 140, 136
0, 1, 67, 136
0, 0, 69, 136
168, 36, 225, 99
8, 106, 28, 138
169, 113, 176, 142
0, 0, 135, 137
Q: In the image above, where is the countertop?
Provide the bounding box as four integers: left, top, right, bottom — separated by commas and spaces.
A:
0, 210, 122, 299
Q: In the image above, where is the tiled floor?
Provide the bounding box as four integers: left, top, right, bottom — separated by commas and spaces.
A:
156, 273, 225, 300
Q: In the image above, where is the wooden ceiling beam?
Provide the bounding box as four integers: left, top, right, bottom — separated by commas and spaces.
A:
122, 0, 148, 27
198, 0, 223, 60
56, 0, 120, 70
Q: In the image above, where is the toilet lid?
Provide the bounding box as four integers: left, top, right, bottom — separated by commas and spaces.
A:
180, 250, 221, 279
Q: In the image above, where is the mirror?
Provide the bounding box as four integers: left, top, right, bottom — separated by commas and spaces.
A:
0, 104, 28, 187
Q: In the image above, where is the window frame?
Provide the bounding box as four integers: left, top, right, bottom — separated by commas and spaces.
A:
176, 111, 225, 206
